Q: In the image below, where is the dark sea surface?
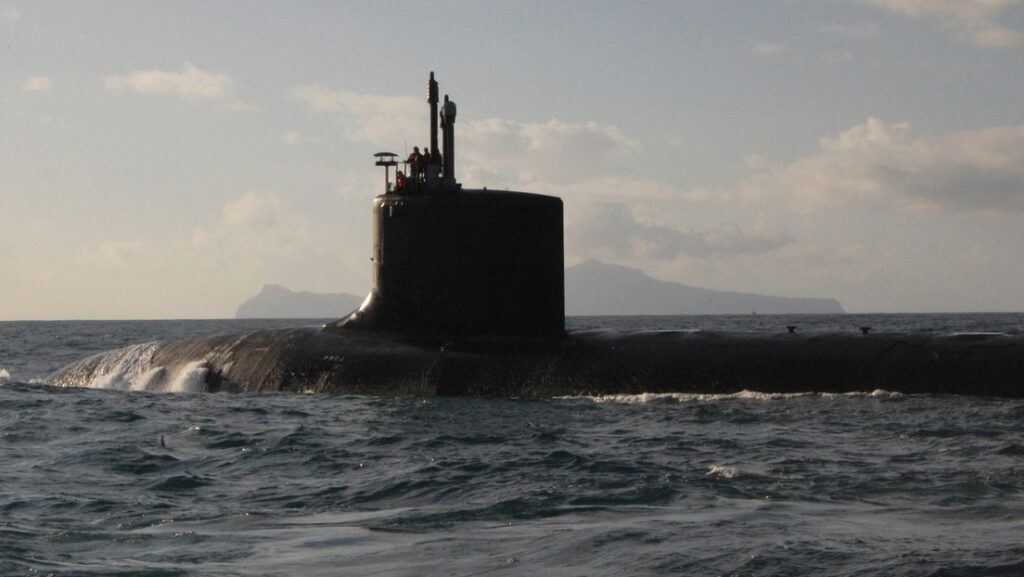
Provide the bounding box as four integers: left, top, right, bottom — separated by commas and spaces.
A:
2, 314, 1024, 576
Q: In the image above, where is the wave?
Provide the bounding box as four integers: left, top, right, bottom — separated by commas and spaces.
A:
707, 464, 740, 479
123, 360, 211, 393
52, 342, 213, 393
0, 366, 10, 385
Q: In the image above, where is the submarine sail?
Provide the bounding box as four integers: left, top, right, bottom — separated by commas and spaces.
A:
332, 72, 564, 340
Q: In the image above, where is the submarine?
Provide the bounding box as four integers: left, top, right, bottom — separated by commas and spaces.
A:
50, 73, 1024, 398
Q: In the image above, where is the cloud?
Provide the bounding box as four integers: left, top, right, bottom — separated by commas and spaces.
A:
76, 240, 150, 268
281, 131, 313, 145
737, 118, 1024, 213
859, 0, 1024, 48
753, 42, 789, 56
566, 203, 795, 262
22, 76, 52, 92
186, 191, 368, 300
191, 191, 318, 266
290, 84, 422, 145
459, 117, 642, 187
1, 5, 19, 20
220, 191, 283, 230
105, 62, 236, 102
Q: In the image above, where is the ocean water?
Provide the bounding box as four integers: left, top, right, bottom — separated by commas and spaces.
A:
2, 314, 1024, 576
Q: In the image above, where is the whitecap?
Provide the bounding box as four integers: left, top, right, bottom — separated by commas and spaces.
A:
585, 392, 707, 404
707, 464, 739, 479
584, 390, 820, 404
820, 389, 903, 399
133, 366, 169, 391
83, 342, 160, 390
731, 390, 817, 401
110, 359, 208, 392
0, 367, 11, 385
166, 361, 210, 393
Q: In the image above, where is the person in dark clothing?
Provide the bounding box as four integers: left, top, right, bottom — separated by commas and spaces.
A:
407, 147, 422, 180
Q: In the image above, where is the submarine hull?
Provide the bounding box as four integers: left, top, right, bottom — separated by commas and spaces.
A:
49, 327, 1024, 398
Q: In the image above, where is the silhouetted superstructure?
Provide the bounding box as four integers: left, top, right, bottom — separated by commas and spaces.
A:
330, 72, 564, 340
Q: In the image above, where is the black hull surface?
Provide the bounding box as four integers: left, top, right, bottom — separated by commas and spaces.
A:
48, 327, 1024, 398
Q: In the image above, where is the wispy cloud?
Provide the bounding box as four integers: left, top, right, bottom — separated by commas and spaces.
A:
738, 118, 1024, 213
281, 131, 314, 146
192, 191, 314, 259
220, 191, 283, 230
76, 240, 150, 268
290, 85, 422, 144
566, 203, 794, 262
753, 42, 790, 56
105, 62, 237, 102
859, 0, 1024, 48
22, 76, 53, 92
458, 117, 642, 187
187, 191, 360, 296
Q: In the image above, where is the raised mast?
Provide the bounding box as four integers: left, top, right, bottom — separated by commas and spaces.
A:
441, 94, 456, 187
428, 72, 439, 168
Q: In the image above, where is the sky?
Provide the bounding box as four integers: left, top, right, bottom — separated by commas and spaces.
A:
2, 0, 1023, 320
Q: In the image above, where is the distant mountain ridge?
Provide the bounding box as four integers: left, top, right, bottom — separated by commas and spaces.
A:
564, 260, 844, 316
236, 261, 843, 318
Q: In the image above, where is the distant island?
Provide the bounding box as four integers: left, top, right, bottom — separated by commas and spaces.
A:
235, 285, 364, 319
236, 260, 843, 318
564, 260, 843, 316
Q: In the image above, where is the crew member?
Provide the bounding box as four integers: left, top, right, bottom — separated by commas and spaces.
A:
407, 147, 422, 180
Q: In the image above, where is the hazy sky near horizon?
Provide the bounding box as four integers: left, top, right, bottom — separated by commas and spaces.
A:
3, 1, 1023, 319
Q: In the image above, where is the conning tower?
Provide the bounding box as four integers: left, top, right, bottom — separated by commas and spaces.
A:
332, 72, 564, 340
